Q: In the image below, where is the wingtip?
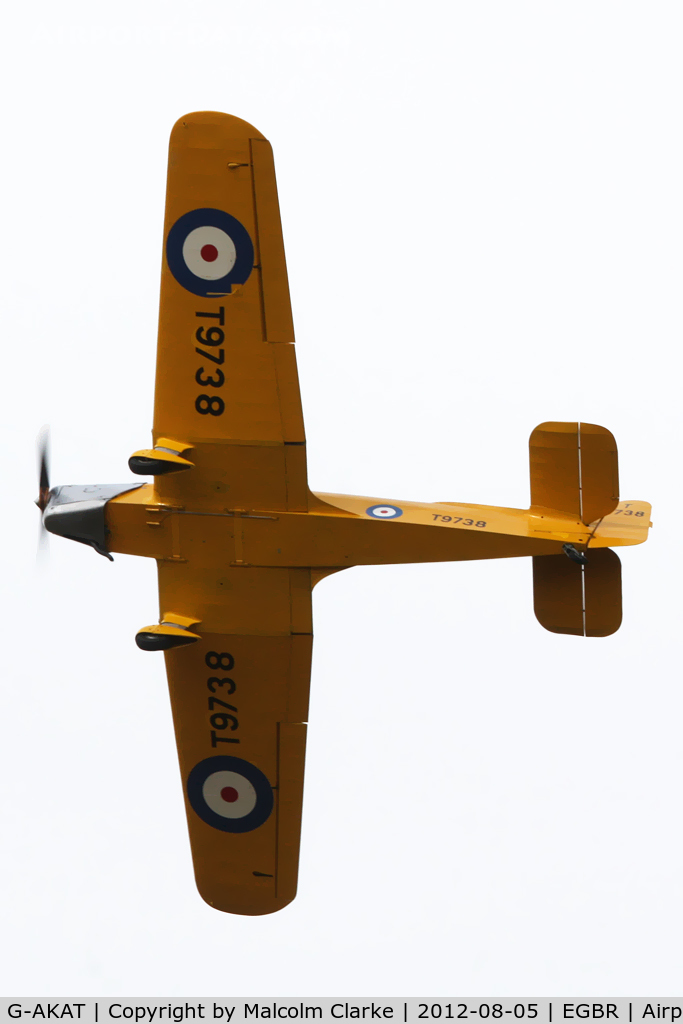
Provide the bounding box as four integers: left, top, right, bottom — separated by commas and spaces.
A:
170, 111, 267, 145
196, 882, 296, 916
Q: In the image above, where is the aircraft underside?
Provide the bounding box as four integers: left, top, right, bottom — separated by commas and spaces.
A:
36, 111, 651, 916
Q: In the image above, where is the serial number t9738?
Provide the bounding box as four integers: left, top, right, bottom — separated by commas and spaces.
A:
431, 515, 487, 528
194, 307, 226, 417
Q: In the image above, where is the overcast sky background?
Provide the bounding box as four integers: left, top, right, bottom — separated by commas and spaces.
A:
0, 0, 681, 996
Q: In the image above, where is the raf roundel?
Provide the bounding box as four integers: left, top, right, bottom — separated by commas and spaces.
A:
366, 504, 404, 519
186, 755, 274, 833
166, 209, 254, 297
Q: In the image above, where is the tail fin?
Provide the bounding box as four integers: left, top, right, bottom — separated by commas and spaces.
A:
529, 422, 619, 525
533, 547, 622, 637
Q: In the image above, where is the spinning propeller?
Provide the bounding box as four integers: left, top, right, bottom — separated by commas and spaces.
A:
36, 426, 51, 512
36, 427, 51, 561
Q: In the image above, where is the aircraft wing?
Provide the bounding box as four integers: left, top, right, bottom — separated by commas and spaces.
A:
159, 561, 313, 915
146, 113, 313, 915
149, 110, 307, 513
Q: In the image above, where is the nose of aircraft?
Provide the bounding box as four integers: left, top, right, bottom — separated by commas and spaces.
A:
42, 483, 143, 560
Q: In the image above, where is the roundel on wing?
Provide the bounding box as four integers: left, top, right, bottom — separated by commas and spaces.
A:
166, 209, 254, 297
186, 755, 274, 833
366, 504, 403, 519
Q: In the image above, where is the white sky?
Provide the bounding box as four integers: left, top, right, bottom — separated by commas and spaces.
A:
1, 0, 681, 996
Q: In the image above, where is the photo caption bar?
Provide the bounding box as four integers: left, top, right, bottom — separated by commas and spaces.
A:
1, 1001, 682, 1023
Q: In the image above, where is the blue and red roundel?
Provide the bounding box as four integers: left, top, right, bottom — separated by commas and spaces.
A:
166, 209, 254, 297
186, 755, 274, 833
366, 504, 403, 519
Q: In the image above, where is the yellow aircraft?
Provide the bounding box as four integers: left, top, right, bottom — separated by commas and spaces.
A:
36, 111, 652, 917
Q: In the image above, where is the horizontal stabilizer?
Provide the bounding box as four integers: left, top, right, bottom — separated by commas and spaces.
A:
529, 422, 619, 525
533, 547, 622, 637
589, 500, 652, 547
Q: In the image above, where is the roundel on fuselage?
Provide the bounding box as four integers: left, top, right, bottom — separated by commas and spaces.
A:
366, 504, 404, 519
